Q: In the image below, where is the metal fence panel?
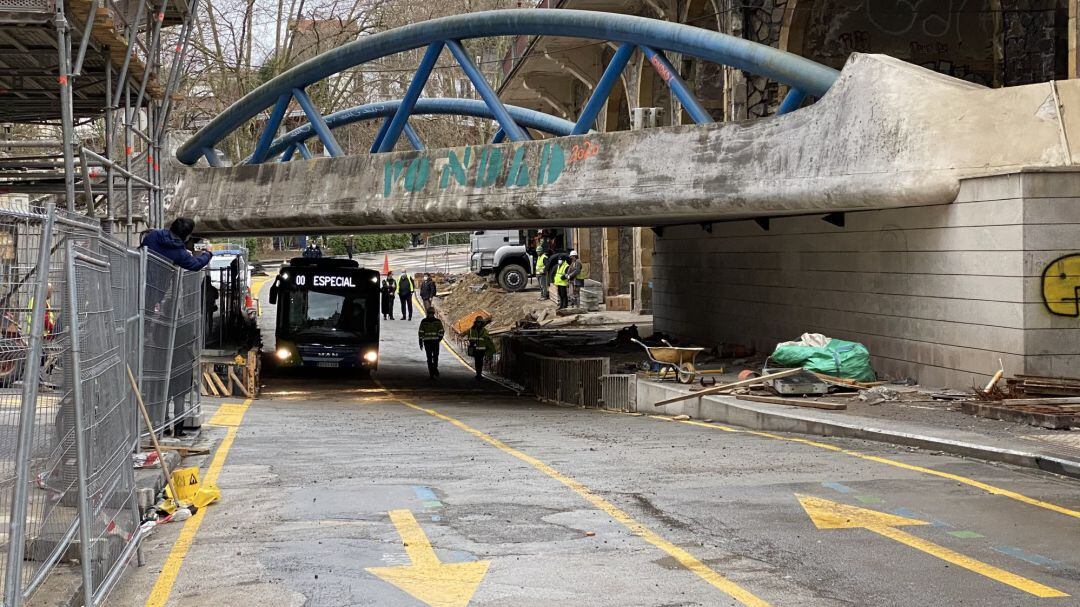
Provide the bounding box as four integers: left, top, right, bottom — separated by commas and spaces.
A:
0, 205, 203, 606
600, 374, 637, 412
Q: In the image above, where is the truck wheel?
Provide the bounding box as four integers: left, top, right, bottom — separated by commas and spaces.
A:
497, 264, 528, 292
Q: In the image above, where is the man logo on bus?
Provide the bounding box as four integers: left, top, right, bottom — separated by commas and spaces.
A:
312, 275, 356, 288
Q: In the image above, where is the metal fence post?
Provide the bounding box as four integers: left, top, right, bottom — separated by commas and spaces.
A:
157, 267, 182, 432
4, 204, 56, 607
63, 239, 96, 607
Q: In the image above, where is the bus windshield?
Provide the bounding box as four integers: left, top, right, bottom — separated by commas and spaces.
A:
284, 287, 368, 340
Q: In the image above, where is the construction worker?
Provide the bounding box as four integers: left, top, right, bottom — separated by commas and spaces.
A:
466, 317, 495, 380
566, 251, 583, 306
419, 273, 437, 311
140, 217, 212, 271
344, 235, 356, 259
417, 308, 444, 379
397, 270, 416, 320
535, 248, 550, 300
380, 271, 396, 320
553, 251, 574, 309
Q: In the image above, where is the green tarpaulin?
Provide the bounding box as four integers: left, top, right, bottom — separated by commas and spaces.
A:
770, 338, 876, 382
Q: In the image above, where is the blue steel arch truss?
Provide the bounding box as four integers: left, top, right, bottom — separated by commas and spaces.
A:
245, 98, 578, 164
178, 9, 840, 167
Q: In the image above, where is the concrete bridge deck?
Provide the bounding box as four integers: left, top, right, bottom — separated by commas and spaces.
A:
175, 54, 1080, 236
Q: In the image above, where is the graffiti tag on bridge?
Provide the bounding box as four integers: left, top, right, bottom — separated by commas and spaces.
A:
383, 142, 582, 197
1043, 254, 1080, 317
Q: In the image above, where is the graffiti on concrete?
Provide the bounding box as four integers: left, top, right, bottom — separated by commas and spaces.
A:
1043, 254, 1080, 317
383, 142, 575, 197
568, 141, 600, 163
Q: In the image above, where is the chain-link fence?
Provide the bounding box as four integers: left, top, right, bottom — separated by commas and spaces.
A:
0, 204, 203, 607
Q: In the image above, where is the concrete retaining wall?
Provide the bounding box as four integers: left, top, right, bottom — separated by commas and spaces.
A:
652, 170, 1080, 388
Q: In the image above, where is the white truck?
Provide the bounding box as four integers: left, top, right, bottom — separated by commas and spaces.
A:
469, 229, 532, 291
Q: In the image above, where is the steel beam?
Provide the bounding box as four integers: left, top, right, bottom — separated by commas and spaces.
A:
572, 42, 635, 135
376, 42, 444, 154
292, 88, 343, 157
446, 39, 528, 141
640, 45, 712, 124
256, 97, 574, 163
177, 9, 840, 165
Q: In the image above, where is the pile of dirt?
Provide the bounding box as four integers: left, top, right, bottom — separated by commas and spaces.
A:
436, 273, 557, 335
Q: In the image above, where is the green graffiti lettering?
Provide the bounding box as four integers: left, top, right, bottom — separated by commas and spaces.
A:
404, 157, 430, 192
439, 147, 471, 189
481, 147, 503, 187
507, 145, 530, 187
383, 160, 404, 197
546, 143, 564, 184
536, 144, 549, 186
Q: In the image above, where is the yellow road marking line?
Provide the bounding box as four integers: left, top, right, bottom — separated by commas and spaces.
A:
656, 416, 1080, 520
376, 383, 772, 607
874, 525, 1067, 597
438, 340, 1080, 521
145, 398, 252, 607
797, 494, 1068, 598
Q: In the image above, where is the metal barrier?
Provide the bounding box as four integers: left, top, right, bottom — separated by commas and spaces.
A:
599, 374, 637, 412
0, 204, 203, 606
516, 353, 609, 407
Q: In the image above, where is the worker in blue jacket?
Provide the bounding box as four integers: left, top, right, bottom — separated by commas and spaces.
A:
140, 218, 212, 271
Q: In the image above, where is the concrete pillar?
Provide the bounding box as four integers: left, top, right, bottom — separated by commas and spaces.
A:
1071, 0, 1080, 79
601, 227, 621, 296
633, 227, 654, 314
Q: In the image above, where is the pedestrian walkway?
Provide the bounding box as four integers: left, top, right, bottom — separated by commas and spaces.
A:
639, 381, 1080, 479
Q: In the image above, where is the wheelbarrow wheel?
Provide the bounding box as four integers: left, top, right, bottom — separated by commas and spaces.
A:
676, 363, 696, 384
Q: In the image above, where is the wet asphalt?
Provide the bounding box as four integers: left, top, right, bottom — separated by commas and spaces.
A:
107, 291, 1080, 607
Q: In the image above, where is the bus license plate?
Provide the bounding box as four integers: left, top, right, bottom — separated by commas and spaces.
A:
314, 361, 340, 368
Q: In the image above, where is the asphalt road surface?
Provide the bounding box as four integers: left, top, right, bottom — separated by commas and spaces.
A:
109, 289, 1080, 607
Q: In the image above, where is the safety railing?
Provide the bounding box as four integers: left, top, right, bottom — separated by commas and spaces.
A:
0, 203, 202, 607
599, 374, 637, 412
513, 353, 609, 407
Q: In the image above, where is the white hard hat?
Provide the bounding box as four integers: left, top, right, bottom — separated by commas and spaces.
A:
569, 250, 578, 256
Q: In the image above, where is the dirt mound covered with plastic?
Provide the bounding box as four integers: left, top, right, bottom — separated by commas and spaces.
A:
436, 273, 557, 335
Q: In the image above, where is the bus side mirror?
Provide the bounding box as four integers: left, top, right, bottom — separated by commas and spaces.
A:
268, 280, 278, 305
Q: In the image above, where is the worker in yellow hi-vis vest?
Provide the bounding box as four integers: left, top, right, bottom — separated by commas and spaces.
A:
553, 251, 576, 310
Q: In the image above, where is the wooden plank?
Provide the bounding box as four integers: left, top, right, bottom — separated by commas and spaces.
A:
961, 401, 1077, 430
228, 367, 252, 398
210, 371, 230, 396
736, 394, 848, 411
202, 371, 221, 397
1001, 398, 1080, 407
654, 368, 804, 407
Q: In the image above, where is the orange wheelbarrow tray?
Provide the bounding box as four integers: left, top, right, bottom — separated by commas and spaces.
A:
631, 338, 706, 384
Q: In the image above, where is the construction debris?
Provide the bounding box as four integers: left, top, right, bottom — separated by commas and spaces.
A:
960, 401, 1078, 430
736, 394, 848, 411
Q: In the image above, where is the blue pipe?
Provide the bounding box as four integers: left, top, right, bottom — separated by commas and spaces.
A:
491, 129, 506, 144
403, 123, 424, 150
244, 98, 575, 164
446, 39, 528, 142
297, 142, 313, 159
777, 88, 807, 115
250, 93, 291, 164
370, 116, 392, 153
378, 42, 444, 153
178, 9, 839, 164
640, 45, 712, 124
292, 88, 344, 157
281, 143, 297, 161
572, 42, 635, 135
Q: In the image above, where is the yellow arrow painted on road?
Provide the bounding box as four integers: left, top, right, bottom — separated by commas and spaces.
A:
796, 494, 1068, 598
366, 510, 490, 607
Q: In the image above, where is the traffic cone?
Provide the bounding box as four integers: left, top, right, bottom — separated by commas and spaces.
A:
381, 254, 390, 274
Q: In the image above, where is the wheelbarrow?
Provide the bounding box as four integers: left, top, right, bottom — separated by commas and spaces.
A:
631, 338, 705, 384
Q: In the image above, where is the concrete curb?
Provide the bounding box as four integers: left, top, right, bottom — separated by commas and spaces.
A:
637, 382, 1080, 480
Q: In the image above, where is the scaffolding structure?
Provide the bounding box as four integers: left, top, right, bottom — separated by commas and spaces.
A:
0, 0, 200, 238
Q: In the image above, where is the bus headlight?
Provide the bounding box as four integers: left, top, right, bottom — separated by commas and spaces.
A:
363, 350, 378, 364
276, 348, 292, 361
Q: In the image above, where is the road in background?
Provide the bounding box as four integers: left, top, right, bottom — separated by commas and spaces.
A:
107, 286, 1080, 606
